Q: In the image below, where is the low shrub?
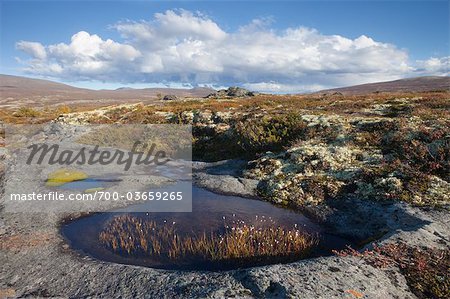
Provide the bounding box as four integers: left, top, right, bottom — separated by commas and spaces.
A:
234, 113, 307, 155
334, 243, 449, 299
192, 126, 243, 161
382, 126, 449, 180
13, 107, 41, 117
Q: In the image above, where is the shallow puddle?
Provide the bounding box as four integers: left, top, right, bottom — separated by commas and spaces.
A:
61, 184, 355, 271
57, 177, 121, 191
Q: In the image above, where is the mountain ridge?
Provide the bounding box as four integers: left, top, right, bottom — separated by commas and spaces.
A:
0, 74, 214, 99
1, 74, 449, 103
317, 76, 449, 95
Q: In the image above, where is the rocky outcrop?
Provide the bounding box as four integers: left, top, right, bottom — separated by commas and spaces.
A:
206, 87, 255, 98
242, 112, 449, 209
1, 150, 447, 298
162, 94, 180, 101
55, 103, 144, 125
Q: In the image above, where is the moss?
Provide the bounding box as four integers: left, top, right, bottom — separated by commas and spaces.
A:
46, 168, 88, 187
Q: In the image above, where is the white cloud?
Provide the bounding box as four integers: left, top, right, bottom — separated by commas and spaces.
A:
15, 9, 449, 92
17, 31, 141, 81
416, 57, 450, 75
153, 9, 227, 41
16, 41, 47, 60
242, 82, 328, 94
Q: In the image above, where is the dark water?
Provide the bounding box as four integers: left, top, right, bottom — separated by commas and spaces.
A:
61, 184, 355, 271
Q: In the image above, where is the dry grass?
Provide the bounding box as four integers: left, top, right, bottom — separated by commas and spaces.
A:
2, 91, 448, 124
99, 215, 317, 262
0, 104, 105, 124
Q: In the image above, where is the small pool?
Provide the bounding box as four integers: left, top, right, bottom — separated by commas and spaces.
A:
61, 184, 355, 271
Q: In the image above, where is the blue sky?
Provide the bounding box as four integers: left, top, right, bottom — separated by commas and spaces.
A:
1, 0, 448, 92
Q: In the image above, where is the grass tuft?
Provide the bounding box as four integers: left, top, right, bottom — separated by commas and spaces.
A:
99, 215, 317, 264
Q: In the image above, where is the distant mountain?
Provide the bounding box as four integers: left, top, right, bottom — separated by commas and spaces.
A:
317, 76, 450, 95
0, 74, 87, 97
115, 87, 134, 91
0, 75, 214, 108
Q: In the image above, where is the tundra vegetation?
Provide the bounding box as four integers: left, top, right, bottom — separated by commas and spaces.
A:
61, 91, 448, 207
1, 90, 449, 297
335, 243, 449, 299
2, 92, 449, 207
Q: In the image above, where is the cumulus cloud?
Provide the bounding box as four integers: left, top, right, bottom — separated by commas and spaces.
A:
15, 9, 449, 92
416, 57, 449, 75
17, 31, 141, 81
16, 41, 47, 60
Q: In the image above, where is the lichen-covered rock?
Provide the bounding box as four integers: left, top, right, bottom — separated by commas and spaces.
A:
245, 139, 374, 180
423, 176, 450, 204
257, 174, 345, 206
354, 168, 450, 206
245, 157, 283, 180
56, 103, 143, 124
155, 111, 175, 120
376, 177, 404, 194
212, 111, 234, 123
244, 134, 385, 205
364, 98, 417, 117
206, 87, 255, 98
240, 108, 449, 208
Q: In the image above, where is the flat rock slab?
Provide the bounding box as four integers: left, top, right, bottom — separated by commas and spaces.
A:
1, 126, 449, 298
2, 171, 448, 298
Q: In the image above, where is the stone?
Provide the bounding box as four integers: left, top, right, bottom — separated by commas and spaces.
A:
162, 94, 180, 101
206, 87, 255, 98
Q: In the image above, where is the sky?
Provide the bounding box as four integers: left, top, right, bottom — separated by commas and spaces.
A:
0, 0, 449, 92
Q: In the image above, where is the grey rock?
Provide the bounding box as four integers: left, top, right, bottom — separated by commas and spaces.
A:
206, 87, 255, 98
162, 94, 180, 101
1, 127, 448, 298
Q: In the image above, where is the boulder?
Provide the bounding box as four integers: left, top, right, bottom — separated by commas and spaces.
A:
227, 86, 254, 97
206, 87, 255, 98
162, 94, 180, 101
